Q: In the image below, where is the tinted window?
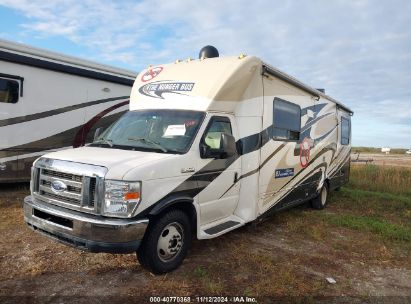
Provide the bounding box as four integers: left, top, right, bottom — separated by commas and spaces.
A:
0, 78, 19, 104
204, 118, 232, 149
341, 117, 350, 145
272, 98, 301, 140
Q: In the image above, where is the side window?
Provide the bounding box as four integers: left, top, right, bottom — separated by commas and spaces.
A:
0, 78, 20, 104
203, 117, 232, 149
341, 117, 350, 145
272, 98, 301, 140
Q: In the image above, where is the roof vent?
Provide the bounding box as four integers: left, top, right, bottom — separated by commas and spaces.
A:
199, 45, 219, 59
316, 88, 325, 93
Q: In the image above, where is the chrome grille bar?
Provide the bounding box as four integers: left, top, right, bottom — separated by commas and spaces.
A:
32, 158, 107, 215
40, 174, 82, 188
39, 190, 81, 205
42, 168, 83, 182
39, 184, 82, 201
31, 167, 40, 193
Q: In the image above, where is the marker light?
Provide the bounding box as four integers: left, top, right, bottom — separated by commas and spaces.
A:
124, 192, 140, 200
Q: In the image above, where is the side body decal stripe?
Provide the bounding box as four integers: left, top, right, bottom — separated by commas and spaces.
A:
218, 143, 287, 198
1, 110, 126, 159
138, 106, 341, 218
0, 96, 129, 127
73, 100, 129, 147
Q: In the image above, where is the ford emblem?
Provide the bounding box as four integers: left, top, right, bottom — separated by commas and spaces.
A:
51, 180, 67, 193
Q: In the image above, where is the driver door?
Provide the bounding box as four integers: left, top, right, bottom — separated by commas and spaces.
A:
196, 115, 241, 225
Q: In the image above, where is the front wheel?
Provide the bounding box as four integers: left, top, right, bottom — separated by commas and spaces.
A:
311, 183, 329, 210
137, 209, 192, 274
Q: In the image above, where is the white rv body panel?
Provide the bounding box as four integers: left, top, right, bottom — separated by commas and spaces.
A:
0, 39, 137, 182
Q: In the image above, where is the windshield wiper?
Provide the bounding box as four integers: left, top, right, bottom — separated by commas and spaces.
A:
127, 137, 168, 152
94, 138, 114, 147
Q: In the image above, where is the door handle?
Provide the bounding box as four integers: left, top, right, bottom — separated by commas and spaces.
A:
234, 172, 238, 183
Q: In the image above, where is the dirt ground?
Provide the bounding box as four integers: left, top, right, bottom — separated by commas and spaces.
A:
351, 153, 411, 168
0, 181, 410, 304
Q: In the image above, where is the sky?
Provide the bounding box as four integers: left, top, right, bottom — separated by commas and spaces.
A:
0, 0, 410, 148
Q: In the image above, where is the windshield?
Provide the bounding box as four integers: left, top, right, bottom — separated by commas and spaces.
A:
91, 110, 205, 154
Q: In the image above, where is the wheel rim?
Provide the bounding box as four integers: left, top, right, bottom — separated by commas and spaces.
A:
157, 222, 184, 262
321, 186, 327, 205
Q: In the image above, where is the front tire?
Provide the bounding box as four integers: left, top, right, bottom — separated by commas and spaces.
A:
311, 183, 329, 210
137, 209, 192, 274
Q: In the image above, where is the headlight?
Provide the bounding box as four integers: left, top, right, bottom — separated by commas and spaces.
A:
103, 180, 141, 217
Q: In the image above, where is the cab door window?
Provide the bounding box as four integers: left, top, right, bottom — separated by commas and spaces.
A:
203, 117, 232, 149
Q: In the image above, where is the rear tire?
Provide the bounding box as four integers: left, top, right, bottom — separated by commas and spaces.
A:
137, 209, 192, 274
311, 183, 329, 210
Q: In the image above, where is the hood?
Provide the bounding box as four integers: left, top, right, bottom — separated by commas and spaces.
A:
43, 146, 176, 180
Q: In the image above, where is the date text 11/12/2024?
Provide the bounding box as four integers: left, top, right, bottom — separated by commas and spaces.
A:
149, 296, 258, 303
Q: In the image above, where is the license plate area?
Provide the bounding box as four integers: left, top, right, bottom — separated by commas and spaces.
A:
33, 209, 73, 229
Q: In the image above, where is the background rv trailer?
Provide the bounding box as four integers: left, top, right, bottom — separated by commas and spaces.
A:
0, 39, 137, 182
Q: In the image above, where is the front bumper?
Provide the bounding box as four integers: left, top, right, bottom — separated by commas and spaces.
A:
24, 196, 149, 253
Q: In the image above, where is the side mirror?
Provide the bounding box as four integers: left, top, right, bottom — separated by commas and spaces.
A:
219, 133, 237, 158
200, 133, 237, 159
200, 144, 209, 158
93, 127, 102, 141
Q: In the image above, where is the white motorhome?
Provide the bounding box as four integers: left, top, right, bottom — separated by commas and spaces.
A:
0, 39, 137, 182
24, 47, 353, 274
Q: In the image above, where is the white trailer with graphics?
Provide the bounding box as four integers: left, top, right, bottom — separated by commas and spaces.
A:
24, 46, 353, 274
0, 39, 137, 182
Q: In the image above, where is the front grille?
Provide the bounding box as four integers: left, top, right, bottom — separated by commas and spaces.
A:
39, 191, 80, 205
68, 185, 82, 194
42, 169, 83, 183
89, 178, 96, 207
35, 168, 97, 212
42, 180, 82, 194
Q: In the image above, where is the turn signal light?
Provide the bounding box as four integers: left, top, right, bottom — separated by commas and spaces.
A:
124, 192, 140, 200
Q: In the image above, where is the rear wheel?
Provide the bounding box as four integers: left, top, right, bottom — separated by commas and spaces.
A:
137, 209, 192, 274
311, 183, 329, 210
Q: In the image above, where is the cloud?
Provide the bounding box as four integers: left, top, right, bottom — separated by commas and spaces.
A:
0, 0, 410, 147
354, 116, 411, 148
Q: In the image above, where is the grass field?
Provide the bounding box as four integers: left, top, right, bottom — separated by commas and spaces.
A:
0, 164, 410, 302
352, 146, 408, 154
349, 164, 411, 196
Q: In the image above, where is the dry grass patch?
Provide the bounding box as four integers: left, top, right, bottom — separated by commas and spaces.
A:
349, 164, 411, 196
